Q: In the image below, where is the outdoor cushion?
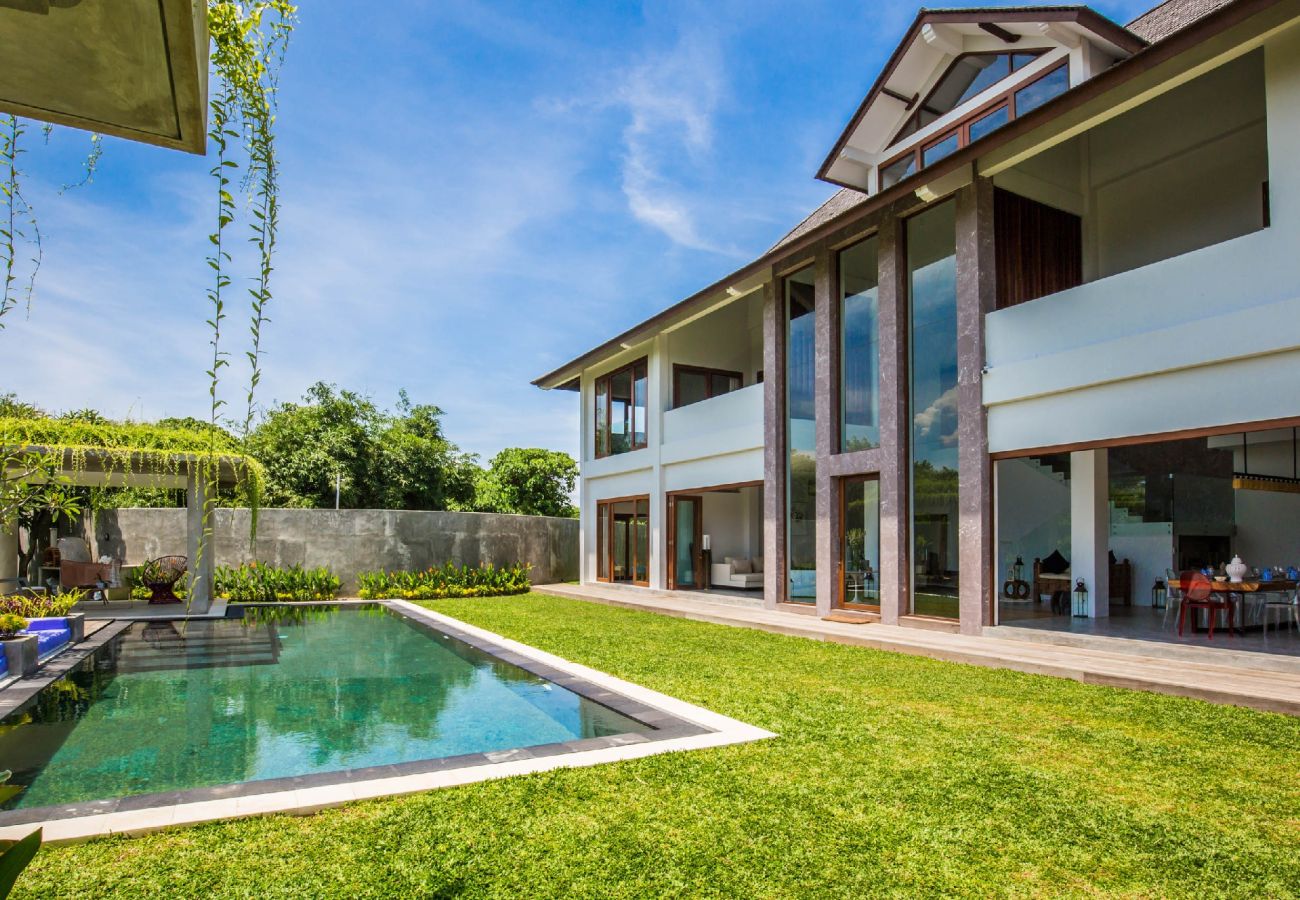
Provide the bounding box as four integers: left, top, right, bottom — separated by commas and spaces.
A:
21, 618, 71, 657
1040, 550, 1070, 575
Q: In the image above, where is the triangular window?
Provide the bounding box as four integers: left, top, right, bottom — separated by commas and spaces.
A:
894, 52, 1041, 143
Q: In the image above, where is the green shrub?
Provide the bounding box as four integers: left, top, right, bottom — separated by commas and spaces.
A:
215, 562, 341, 603
0, 589, 82, 619
357, 563, 531, 600
0, 613, 27, 637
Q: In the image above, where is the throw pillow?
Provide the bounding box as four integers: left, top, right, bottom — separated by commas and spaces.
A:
1040, 550, 1070, 575
731, 559, 753, 574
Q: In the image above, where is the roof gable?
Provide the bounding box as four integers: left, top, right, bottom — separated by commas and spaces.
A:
818, 7, 1144, 191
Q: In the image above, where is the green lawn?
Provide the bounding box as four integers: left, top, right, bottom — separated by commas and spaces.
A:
14, 593, 1300, 899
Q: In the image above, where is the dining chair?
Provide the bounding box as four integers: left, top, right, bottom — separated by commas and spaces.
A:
1262, 588, 1300, 636
1177, 571, 1233, 639
1163, 568, 1183, 629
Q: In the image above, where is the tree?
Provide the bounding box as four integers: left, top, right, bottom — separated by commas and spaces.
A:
2, 450, 81, 579
245, 383, 478, 510
473, 448, 577, 518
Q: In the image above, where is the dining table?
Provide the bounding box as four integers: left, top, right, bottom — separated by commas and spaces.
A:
1200, 578, 1297, 633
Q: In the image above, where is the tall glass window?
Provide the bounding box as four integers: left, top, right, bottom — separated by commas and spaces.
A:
785, 265, 817, 601
841, 476, 880, 609
594, 359, 647, 458
839, 236, 880, 452
907, 202, 960, 619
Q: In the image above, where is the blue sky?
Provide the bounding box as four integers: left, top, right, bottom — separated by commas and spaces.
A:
5, 0, 1148, 462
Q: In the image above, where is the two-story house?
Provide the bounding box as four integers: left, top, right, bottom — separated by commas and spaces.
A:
535, 0, 1300, 653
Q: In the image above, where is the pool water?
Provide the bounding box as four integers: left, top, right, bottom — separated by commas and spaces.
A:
0, 605, 649, 810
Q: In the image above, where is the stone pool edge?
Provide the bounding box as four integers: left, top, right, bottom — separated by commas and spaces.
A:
0, 600, 776, 844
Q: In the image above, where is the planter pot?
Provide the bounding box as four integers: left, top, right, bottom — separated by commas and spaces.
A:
66, 613, 85, 643
2, 634, 39, 677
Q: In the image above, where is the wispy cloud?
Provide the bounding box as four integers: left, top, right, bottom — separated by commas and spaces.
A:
614, 33, 740, 255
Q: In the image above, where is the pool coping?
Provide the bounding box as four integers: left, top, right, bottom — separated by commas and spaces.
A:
0, 600, 775, 843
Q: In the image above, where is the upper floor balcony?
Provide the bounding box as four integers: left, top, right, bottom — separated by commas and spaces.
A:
661, 382, 764, 465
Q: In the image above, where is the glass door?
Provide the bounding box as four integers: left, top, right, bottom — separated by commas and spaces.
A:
596, 497, 651, 587
669, 495, 703, 590
840, 476, 881, 610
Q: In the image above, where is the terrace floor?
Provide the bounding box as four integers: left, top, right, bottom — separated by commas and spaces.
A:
536, 583, 1300, 716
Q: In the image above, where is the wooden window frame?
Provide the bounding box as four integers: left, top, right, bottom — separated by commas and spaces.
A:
672, 364, 743, 409
838, 474, 882, 612
593, 358, 648, 459
891, 50, 1046, 144
879, 61, 1068, 192
595, 494, 651, 587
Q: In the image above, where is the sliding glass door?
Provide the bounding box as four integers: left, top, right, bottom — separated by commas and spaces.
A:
668, 495, 703, 590
840, 476, 881, 610
596, 497, 650, 586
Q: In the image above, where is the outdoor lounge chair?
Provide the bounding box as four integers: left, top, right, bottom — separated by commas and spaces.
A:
142, 555, 188, 604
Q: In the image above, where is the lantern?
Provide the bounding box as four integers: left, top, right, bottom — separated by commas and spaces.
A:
1011, 555, 1025, 584
1073, 579, 1089, 617
1151, 579, 1167, 610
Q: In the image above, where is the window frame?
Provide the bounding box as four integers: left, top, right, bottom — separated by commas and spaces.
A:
878, 61, 1068, 192
593, 357, 648, 459
672, 364, 744, 409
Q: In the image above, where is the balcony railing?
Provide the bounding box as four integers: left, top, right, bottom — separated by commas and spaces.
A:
662, 383, 763, 460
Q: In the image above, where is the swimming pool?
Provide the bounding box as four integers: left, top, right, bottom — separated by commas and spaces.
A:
0, 604, 664, 814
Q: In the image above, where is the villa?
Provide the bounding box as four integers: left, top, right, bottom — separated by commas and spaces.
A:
534, 0, 1300, 653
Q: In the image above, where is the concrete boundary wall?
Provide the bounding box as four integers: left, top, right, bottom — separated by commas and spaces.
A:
90, 508, 579, 592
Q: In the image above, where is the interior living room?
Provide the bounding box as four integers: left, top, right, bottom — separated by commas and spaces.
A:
668, 484, 764, 596
993, 426, 1300, 655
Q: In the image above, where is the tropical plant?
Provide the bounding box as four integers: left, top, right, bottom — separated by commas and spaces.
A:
0, 590, 81, 619
215, 562, 341, 602
0, 614, 26, 638
357, 563, 532, 601
0, 771, 39, 900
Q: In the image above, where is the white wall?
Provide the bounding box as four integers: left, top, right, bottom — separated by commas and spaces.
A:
984, 31, 1300, 455
995, 457, 1071, 590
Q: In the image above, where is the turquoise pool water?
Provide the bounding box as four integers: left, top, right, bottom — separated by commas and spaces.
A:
0, 605, 648, 810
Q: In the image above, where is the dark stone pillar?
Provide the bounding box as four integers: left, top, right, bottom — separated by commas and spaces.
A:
762, 274, 785, 609
876, 210, 909, 625
814, 246, 837, 616
955, 178, 996, 634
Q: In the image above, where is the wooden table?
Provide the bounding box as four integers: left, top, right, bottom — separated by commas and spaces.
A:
1197, 580, 1297, 633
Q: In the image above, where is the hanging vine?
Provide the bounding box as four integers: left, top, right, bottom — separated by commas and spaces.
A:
0, 114, 42, 326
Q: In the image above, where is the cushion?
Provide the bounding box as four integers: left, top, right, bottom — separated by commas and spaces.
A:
752, 556, 764, 573
731, 559, 753, 574
1040, 550, 1070, 575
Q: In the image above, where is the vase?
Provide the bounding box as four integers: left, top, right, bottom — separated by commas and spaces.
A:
1226, 555, 1248, 583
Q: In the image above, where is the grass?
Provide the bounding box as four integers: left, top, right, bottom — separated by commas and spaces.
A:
14, 592, 1300, 899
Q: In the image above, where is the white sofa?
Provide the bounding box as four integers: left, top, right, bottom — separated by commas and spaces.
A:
711, 557, 764, 590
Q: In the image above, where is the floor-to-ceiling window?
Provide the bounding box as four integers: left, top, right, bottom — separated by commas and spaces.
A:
839, 235, 880, 452
786, 265, 817, 601
907, 202, 960, 618
840, 476, 881, 609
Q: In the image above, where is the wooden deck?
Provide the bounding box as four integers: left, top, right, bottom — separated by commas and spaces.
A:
536, 583, 1300, 716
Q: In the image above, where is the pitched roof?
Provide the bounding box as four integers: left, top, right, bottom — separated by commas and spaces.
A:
1128, 0, 1238, 42
766, 188, 870, 255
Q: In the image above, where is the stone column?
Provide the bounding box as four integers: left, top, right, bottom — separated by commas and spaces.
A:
0, 518, 17, 584
955, 179, 996, 634
186, 471, 214, 614
762, 274, 785, 609
814, 245, 836, 617
1070, 448, 1110, 617
649, 333, 668, 590
876, 210, 909, 625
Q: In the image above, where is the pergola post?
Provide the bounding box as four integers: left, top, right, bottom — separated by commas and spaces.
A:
186, 471, 215, 613
0, 518, 17, 584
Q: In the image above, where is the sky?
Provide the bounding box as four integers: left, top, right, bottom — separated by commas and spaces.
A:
3, 0, 1149, 463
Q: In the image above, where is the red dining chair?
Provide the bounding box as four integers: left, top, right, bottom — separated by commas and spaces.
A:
1176, 571, 1233, 638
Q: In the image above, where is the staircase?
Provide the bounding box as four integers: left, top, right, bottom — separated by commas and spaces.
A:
114, 620, 281, 673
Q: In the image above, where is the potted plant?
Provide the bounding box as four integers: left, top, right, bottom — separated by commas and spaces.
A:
0, 613, 38, 678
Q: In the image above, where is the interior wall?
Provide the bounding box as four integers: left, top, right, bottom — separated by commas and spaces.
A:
702, 490, 752, 562
666, 292, 764, 391
995, 456, 1071, 590
1000, 51, 1268, 283
1234, 489, 1300, 568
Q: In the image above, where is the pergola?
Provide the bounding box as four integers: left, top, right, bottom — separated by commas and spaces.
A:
1, 433, 262, 613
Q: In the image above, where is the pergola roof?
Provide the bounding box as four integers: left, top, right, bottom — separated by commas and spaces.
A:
0, 0, 209, 154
